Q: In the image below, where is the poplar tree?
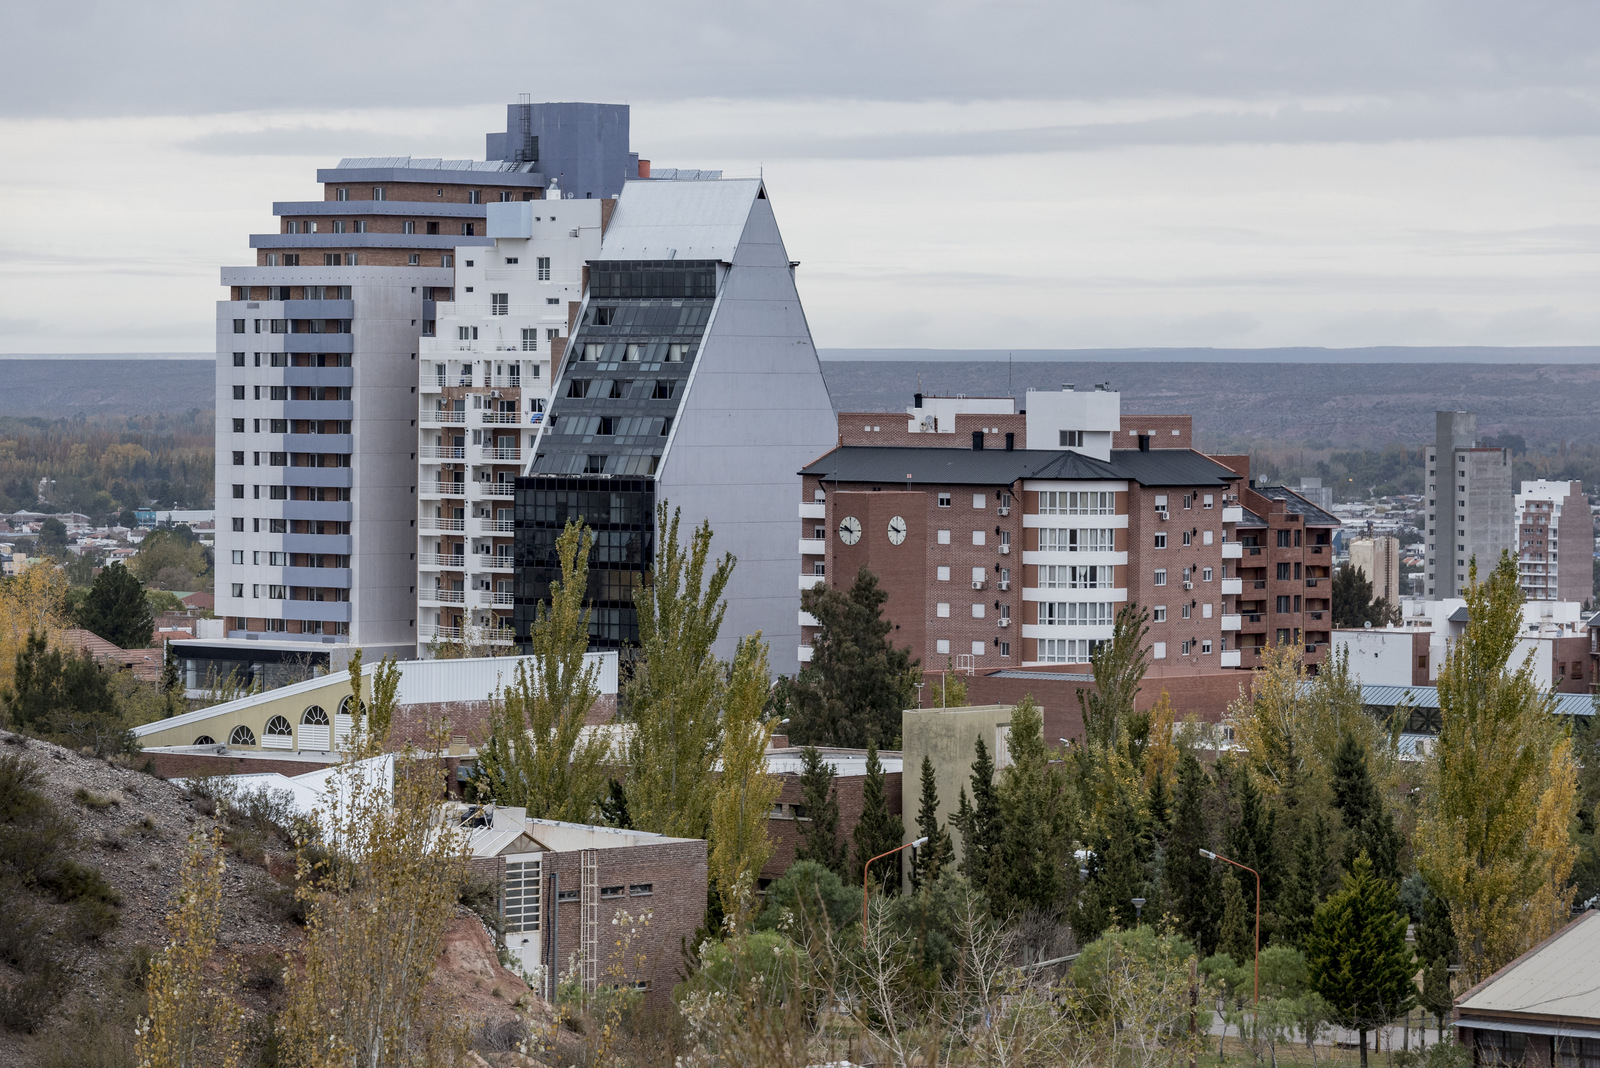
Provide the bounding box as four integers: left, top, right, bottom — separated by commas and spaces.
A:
477, 521, 610, 822
1077, 604, 1149, 750
909, 755, 954, 890
709, 635, 780, 930
851, 743, 904, 894
1417, 553, 1580, 983
794, 746, 845, 877
625, 505, 734, 839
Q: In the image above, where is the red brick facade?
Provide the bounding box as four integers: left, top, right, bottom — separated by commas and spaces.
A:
761, 763, 904, 883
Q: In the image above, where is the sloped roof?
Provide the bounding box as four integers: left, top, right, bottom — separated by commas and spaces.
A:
800, 445, 1240, 488
1457, 911, 1600, 1026
597, 179, 763, 262
1255, 484, 1341, 526
1106, 449, 1241, 487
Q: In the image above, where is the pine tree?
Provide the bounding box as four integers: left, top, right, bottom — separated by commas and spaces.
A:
1075, 777, 1149, 938
909, 755, 954, 891
1332, 732, 1401, 884
790, 567, 918, 748
1228, 765, 1278, 905
1277, 810, 1333, 948
1306, 853, 1416, 1068
794, 746, 844, 877
1416, 891, 1458, 1038
953, 737, 1001, 892
989, 697, 1075, 918
1165, 750, 1221, 953
1147, 762, 1172, 843
852, 743, 904, 894
80, 561, 153, 649
1219, 871, 1254, 966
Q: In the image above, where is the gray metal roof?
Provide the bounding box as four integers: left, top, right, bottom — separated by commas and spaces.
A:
1356, 683, 1593, 719
334, 157, 538, 173
1448, 606, 1472, 623
1234, 505, 1269, 528
801, 445, 1240, 488
598, 178, 763, 262
988, 670, 1095, 682
1458, 911, 1600, 1023
1255, 484, 1341, 526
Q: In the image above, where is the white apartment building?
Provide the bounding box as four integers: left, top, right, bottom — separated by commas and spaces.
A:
1515, 479, 1590, 604
417, 196, 603, 651
1425, 411, 1513, 598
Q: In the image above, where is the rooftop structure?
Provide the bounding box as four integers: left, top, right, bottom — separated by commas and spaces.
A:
1456, 911, 1600, 1058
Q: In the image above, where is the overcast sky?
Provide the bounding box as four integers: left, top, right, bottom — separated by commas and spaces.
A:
4, 1, 1598, 353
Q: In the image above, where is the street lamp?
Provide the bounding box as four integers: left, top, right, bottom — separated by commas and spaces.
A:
864, 836, 929, 925
1200, 848, 1260, 1006
1131, 896, 1146, 925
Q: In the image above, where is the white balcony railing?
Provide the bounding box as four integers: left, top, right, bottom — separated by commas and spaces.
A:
422, 410, 468, 424
798, 538, 826, 555
1222, 506, 1245, 524
419, 446, 465, 460
800, 573, 826, 590
798, 501, 825, 520
421, 623, 462, 640
476, 590, 517, 606
419, 554, 465, 568
1220, 577, 1243, 595
479, 556, 514, 571
1221, 614, 1242, 632
477, 518, 516, 534
474, 482, 516, 498
421, 588, 465, 604
1221, 543, 1243, 559
420, 517, 465, 531
420, 481, 466, 497
481, 411, 522, 424
480, 447, 522, 461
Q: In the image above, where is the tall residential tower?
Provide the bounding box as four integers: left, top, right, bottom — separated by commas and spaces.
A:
1424, 411, 1513, 599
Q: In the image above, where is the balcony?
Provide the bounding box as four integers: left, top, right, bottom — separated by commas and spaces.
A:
1305, 578, 1319, 587
420, 481, 466, 498
798, 645, 814, 663
423, 409, 468, 424
1221, 614, 1242, 631
1252, 579, 1267, 589
1222, 506, 1244, 524
420, 516, 465, 531
419, 588, 466, 605
472, 482, 517, 499
420, 445, 464, 460
799, 538, 826, 555
476, 590, 517, 607
1221, 578, 1243, 595
1244, 613, 1264, 625
799, 501, 825, 520
478, 556, 514, 572
477, 518, 515, 534
419, 553, 465, 569
1221, 543, 1243, 559
798, 610, 819, 628
1310, 611, 1324, 620
800, 573, 826, 590
420, 624, 462, 641
1245, 546, 1263, 556
481, 411, 522, 424
480, 446, 522, 462
1220, 650, 1242, 668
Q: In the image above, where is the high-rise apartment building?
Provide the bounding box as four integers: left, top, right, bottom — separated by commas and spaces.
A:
416, 198, 605, 649
1515, 479, 1590, 603
1348, 535, 1402, 605
514, 179, 837, 673
194, 102, 647, 687
1425, 411, 1513, 599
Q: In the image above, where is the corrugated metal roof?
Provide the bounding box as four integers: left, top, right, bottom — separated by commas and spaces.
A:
988, 670, 1095, 682
1458, 912, 1600, 1021
1449, 606, 1472, 623
1353, 683, 1593, 718
597, 178, 762, 262
800, 446, 1239, 488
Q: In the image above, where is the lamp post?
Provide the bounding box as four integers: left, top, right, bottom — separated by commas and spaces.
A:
1200, 848, 1260, 1006
1132, 896, 1146, 925
863, 836, 929, 926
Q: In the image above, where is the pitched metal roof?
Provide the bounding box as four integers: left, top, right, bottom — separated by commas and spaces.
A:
1255, 484, 1341, 526
1457, 911, 1600, 1024
1355, 683, 1593, 719
598, 178, 763, 262
987, 670, 1095, 682
1234, 504, 1269, 528
800, 446, 1238, 488
1448, 606, 1472, 623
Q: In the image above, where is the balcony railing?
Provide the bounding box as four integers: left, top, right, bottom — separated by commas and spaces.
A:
423, 410, 467, 424
476, 590, 516, 606
1252, 579, 1267, 589
421, 481, 466, 497
480, 556, 514, 571
419, 554, 465, 568
480, 446, 521, 461
481, 411, 522, 424
420, 517, 465, 531
477, 518, 515, 534
419, 446, 464, 460
421, 624, 462, 640
476, 482, 516, 497
422, 588, 465, 603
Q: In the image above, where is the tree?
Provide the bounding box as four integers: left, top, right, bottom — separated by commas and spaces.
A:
131, 527, 210, 591
990, 697, 1076, 918
2, 630, 131, 755
789, 567, 917, 748
1417, 554, 1580, 984
160, 641, 183, 717
0, 561, 67, 694
1164, 751, 1221, 954
794, 747, 845, 877
1332, 564, 1376, 628
1331, 732, 1401, 883
1276, 810, 1334, 949
80, 561, 153, 649
909, 756, 954, 891
37, 518, 68, 557
477, 521, 611, 823
852, 743, 904, 895
1306, 853, 1415, 1067
1417, 891, 1458, 1040
1078, 604, 1150, 751
136, 831, 245, 1068
1218, 872, 1253, 967
952, 737, 1001, 893
626, 504, 734, 839
709, 635, 781, 931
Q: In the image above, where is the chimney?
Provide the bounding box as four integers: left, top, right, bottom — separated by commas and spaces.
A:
1004, 432, 1014, 451
913, 392, 923, 408
1138, 434, 1150, 452
972, 431, 984, 451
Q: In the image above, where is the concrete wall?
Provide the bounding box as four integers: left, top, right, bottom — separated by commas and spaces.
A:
1333, 628, 1418, 687
901, 705, 1014, 860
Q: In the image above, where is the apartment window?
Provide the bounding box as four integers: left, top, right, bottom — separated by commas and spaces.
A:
268, 551, 287, 566
468, 190, 481, 204
335, 188, 349, 201
1276, 595, 1293, 612
230, 550, 244, 564
972, 493, 986, 509
1202, 640, 1213, 654
972, 530, 986, 546
268, 486, 287, 500
1152, 641, 1166, 659
324, 254, 339, 266
268, 519, 286, 533
232, 351, 246, 367
1203, 494, 1214, 508
972, 604, 985, 619
1202, 567, 1213, 581
1202, 530, 1213, 546
231, 583, 243, 597
936, 603, 950, 617
269, 386, 287, 400
520, 328, 537, 351
408, 254, 419, 266
284, 254, 299, 266
232, 319, 245, 334
937, 530, 951, 545
442, 254, 453, 268
1276, 562, 1291, 580
1038, 602, 1114, 626
999, 641, 1011, 657
1153, 605, 1167, 622
1182, 530, 1193, 546
1277, 529, 1292, 548
330, 220, 346, 234
232, 385, 245, 400
547, 328, 560, 342
231, 518, 244, 532
1038, 528, 1114, 552
1060, 430, 1084, 448
458, 326, 478, 341
936, 639, 950, 655
1181, 604, 1191, 619
537, 256, 551, 281
1183, 494, 1193, 509
232, 418, 245, 433
268, 451, 287, 466
372, 187, 386, 200
1153, 568, 1167, 586
231, 451, 244, 465
936, 566, 950, 581
972, 641, 985, 655
232, 484, 244, 498
491, 294, 509, 315
270, 419, 287, 433
937, 493, 951, 508
461, 223, 475, 236
1039, 491, 1113, 516
345, 253, 359, 266
1154, 532, 1167, 549
1180, 641, 1191, 655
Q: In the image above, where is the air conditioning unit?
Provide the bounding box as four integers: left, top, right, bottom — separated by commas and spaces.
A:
490, 390, 502, 399
998, 544, 1011, 555
1183, 581, 1194, 590
997, 506, 1010, 516
972, 580, 986, 590
998, 617, 1011, 628
1156, 509, 1169, 520
998, 580, 1010, 591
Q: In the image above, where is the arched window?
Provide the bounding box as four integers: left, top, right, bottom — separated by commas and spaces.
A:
263, 715, 293, 750
229, 725, 257, 747
337, 696, 365, 718
193, 736, 215, 746
335, 696, 363, 748
300, 705, 331, 750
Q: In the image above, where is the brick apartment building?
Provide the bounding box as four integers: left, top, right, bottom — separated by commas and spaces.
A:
1515, 479, 1590, 603
797, 389, 1340, 723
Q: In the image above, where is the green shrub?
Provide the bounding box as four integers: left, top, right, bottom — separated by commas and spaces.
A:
0, 960, 70, 1033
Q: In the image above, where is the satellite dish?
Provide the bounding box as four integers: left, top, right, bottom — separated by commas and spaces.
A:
1364, 621, 1373, 629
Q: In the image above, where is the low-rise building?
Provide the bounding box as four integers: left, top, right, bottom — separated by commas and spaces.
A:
762, 743, 903, 885
1455, 910, 1600, 1063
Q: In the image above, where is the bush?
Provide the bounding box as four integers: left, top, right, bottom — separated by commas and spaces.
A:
754, 859, 861, 938
74, 786, 122, 811
0, 960, 70, 1033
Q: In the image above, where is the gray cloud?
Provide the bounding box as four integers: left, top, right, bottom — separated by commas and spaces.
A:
5, 1, 1598, 118
180, 126, 481, 158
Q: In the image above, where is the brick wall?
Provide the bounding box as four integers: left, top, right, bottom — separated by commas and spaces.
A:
949, 669, 1249, 746
142, 751, 337, 780
320, 182, 543, 203
540, 839, 707, 1006
762, 769, 904, 883
837, 412, 1028, 451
